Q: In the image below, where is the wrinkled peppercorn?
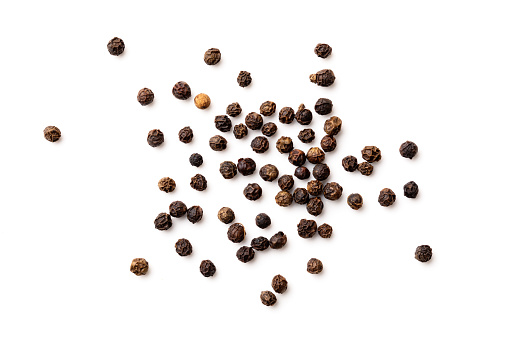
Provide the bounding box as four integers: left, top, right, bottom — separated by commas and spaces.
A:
404, 181, 419, 198
307, 197, 324, 216
227, 223, 246, 243
313, 163, 330, 181
378, 188, 396, 207
169, 201, 187, 218
307, 258, 323, 274
219, 161, 237, 179
307, 147, 325, 164
324, 116, 342, 136
261, 122, 277, 137
294, 166, 310, 180
194, 93, 211, 109
147, 129, 164, 147
251, 136, 269, 153
276, 136, 294, 153
272, 274, 288, 294
130, 258, 148, 276
288, 149, 306, 166
293, 188, 310, 205
295, 104, 313, 125
200, 260, 216, 277
260, 101, 276, 116
278, 175, 294, 191
323, 182, 343, 200
321, 135, 336, 152
158, 177, 176, 193
315, 98, 333, 115
218, 207, 235, 224
279, 107, 295, 124
307, 180, 323, 196
175, 238, 192, 256
342, 155, 358, 172
154, 212, 172, 230
209, 135, 227, 151
347, 194, 363, 210
298, 129, 315, 143
275, 191, 293, 207
172, 81, 191, 100
107, 37, 125, 56
415, 245, 432, 262
236, 246, 255, 263
260, 291, 277, 306
297, 219, 317, 238
137, 88, 154, 106
361, 146, 382, 162
238, 158, 256, 175
255, 213, 271, 229
314, 43, 332, 58
259, 164, 279, 182
187, 206, 203, 224
179, 126, 193, 143
251, 236, 270, 251
310, 69, 335, 87
269, 231, 287, 249
233, 123, 248, 139
400, 141, 418, 159
215, 115, 232, 132
189, 153, 203, 167
244, 183, 262, 201
190, 174, 207, 191
43, 126, 61, 142
318, 223, 333, 238
245, 112, 263, 130
204, 48, 221, 65
237, 71, 252, 87
358, 162, 373, 176
226, 102, 242, 117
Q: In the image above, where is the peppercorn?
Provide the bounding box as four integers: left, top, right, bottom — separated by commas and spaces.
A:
178, 126, 193, 143
323, 182, 343, 200
227, 223, 246, 243
190, 174, 207, 191
358, 162, 373, 176
275, 191, 293, 207
269, 231, 287, 249
279, 107, 295, 124
261, 122, 277, 137
347, 193, 363, 210
260, 101, 276, 116
276, 136, 294, 153
313, 163, 330, 181
200, 260, 216, 277
233, 123, 248, 139
172, 81, 191, 100
251, 136, 269, 153
245, 112, 263, 130
43, 126, 61, 142
415, 245, 432, 262
307, 197, 324, 216
226, 102, 242, 117
320, 135, 336, 152
342, 155, 358, 172
154, 212, 172, 230
194, 93, 211, 109
175, 238, 192, 256
259, 164, 279, 182
307, 147, 325, 164
255, 213, 271, 229
309, 69, 335, 87
218, 207, 235, 224
271, 274, 288, 294
137, 88, 154, 106
169, 201, 187, 218
209, 135, 227, 151
186, 206, 203, 224
238, 158, 256, 176
307, 180, 323, 196
295, 104, 313, 125
158, 177, 176, 193
236, 246, 255, 263
204, 48, 221, 65
403, 181, 419, 198
361, 146, 382, 162
237, 71, 252, 87
219, 161, 237, 179
278, 175, 294, 191
324, 116, 342, 136
189, 153, 203, 167
293, 188, 310, 205
147, 129, 164, 147
288, 149, 306, 166
318, 223, 333, 238
215, 115, 232, 132
298, 129, 315, 143
243, 183, 262, 201
307, 258, 323, 274
107, 37, 125, 56
314, 43, 332, 58
400, 141, 418, 159
251, 236, 270, 251
315, 98, 333, 115
260, 291, 277, 306
294, 166, 310, 180
378, 188, 396, 207
297, 219, 317, 238
130, 258, 148, 276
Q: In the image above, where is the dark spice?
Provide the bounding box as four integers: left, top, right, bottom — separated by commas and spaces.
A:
172, 81, 191, 100
307, 147, 325, 164
361, 146, 382, 162
314, 43, 332, 58
295, 104, 313, 125
307, 197, 324, 216
130, 258, 148, 276
347, 194, 363, 210
187, 206, 203, 224
227, 223, 246, 243
147, 129, 164, 147
194, 93, 211, 109
236, 246, 255, 263
251, 136, 269, 153
378, 188, 396, 207
260, 291, 277, 306
315, 98, 333, 115
318, 224, 333, 238
200, 260, 216, 277
107, 37, 125, 56
204, 48, 221, 65
269, 231, 287, 249
275, 191, 293, 207
218, 207, 235, 224
259, 164, 279, 182
321, 135, 337, 152
272, 274, 288, 294
324, 116, 342, 135
307, 258, 323, 274
279, 107, 295, 124
293, 188, 310, 205
154, 212, 172, 230
233, 124, 248, 139
260, 101, 276, 116
178, 126, 193, 144
342, 155, 358, 172
238, 158, 256, 175
43, 126, 61, 142
189, 153, 203, 167
190, 174, 207, 191
209, 135, 227, 151
358, 162, 373, 176
278, 175, 294, 191
400, 141, 418, 159
137, 88, 154, 106
219, 161, 237, 179
307, 180, 323, 196
403, 181, 419, 198
169, 201, 187, 218
297, 219, 317, 238
237, 71, 252, 87
261, 122, 277, 137
245, 112, 263, 130
415, 245, 432, 262
276, 136, 294, 153
251, 236, 270, 251
158, 177, 176, 193
313, 163, 330, 181
294, 166, 310, 180
323, 182, 343, 200
215, 115, 232, 132
298, 129, 315, 143
243, 183, 262, 201
255, 213, 271, 229
288, 149, 306, 166
175, 238, 193, 256
310, 69, 335, 87
226, 102, 242, 117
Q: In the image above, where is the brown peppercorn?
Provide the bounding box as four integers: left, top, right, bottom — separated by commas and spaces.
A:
347, 193, 363, 210
297, 219, 317, 238
307, 197, 324, 216
378, 188, 396, 207
215, 115, 232, 132
158, 177, 176, 193
237, 71, 252, 87
251, 236, 270, 251
269, 231, 287, 249
260, 101, 276, 116
200, 260, 216, 277
43, 126, 61, 142
243, 183, 262, 201
314, 43, 332, 58
276, 136, 294, 153
400, 141, 418, 159
415, 245, 432, 262
288, 149, 306, 166
309, 69, 335, 87
189, 153, 203, 167
272, 274, 288, 294
194, 93, 211, 109
324, 117, 342, 137
190, 174, 207, 191
226, 102, 242, 117
236, 246, 255, 263
154, 212, 172, 230
130, 258, 148, 276
178, 126, 193, 143
147, 129, 164, 147
172, 81, 191, 100
209, 135, 227, 151
361, 146, 382, 162
295, 104, 313, 125
233, 123, 248, 139
307, 180, 323, 196
187, 206, 203, 224
293, 188, 310, 205
358, 162, 374, 176
279, 107, 295, 124
245, 112, 263, 130
259, 164, 279, 182
169, 200, 187, 218
315, 98, 333, 115
323, 182, 343, 200
238, 158, 256, 176
255, 213, 271, 229
107, 37, 125, 56
251, 136, 269, 153
278, 175, 294, 191
219, 161, 237, 179
317, 223, 333, 238
218, 207, 235, 224
227, 223, 246, 243
307, 147, 325, 164
321, 135, 337, 152
275, 191, 293, 207
261, 122, 277, 137
404, 181, 419, 198
175, 238, 192, 256
307, 258, 323, 274
137, 88, 154, 106
298, 129, 315, 143
260, 291, 277, 306
313, 163, 330, 181
342, 155, 358, 172
204, 48, 221, 65
294, 166, 310, 180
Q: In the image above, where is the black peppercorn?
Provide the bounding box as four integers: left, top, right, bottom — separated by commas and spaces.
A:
209, 135, 227, 151
227, 223, 246, 243
318, 223, 333, 238
187, 206, 203, 224
169, 201, 187, 218
43, 126, 61, 142
237, 158, 256, 176
261, 122, 278, 137
307, 180, 323, 196
312, 163, 330, 181
276, 136, 294, 153
358, 162, 374, 176
323, 182, 343, 200
189, 153, 203, 167
297, 219, 317, 238
324, 116, 342, 135
260, 291, 277, 306
130, 258, 148, 276
294, 166, 310, 180
251, 136, 269, 153
321, 135, 336, 152
107, 37, 125, 56
342, 155, 358, 172
295, 104, 313, 125
154, 212, 172, 230
179, 126, 193, 144
226, 102, 242, 117
137, 88, 154, 106
275, 191, 293, 207
309, 69, 335, 87
314, 43, 332, 58
172, 81, 191, 100
307, 147, 325, 164
307, 197, 324, 216
400, 141, 418, 159
378, 188, 396, 207
243, 183, 262, 201
175, 238, 192, 256
147, 129, 164, 147
279, 107, 295, 124
237, 71, 252, 87
269, 231, 287, 249
347, 193, 363, 210
278, 175, 294, 191
288, 149, 306, 166
251, 236, 270, 251
315, 98, 333, 115
218, 207, 235, 224
200, 260, 216, 277
260, 101, 276, 116
298, 129, 315, 143
403, 181, 419, 198
245, 112, 263, 130
307, 258, 323, 274
255, 213, 271, 229
190, 174, 207, 191
236, 246, 255, 263
293, 188, 310, 205
158, 177, 176, 193
219, 161, 237, 179
204, 48, 221, 65
215, 115, 232, 132
272, 274, 288, 294
415, 245, 432, 262
259, 164, 279, 182
233, 123, 248, 139
361, 146, 382, 162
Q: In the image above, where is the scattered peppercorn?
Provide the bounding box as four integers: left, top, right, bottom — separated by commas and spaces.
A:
293, 188, 310, 205
226, 102, 242, 117
204, 48, 221, 65
154, 212, 172, 230
261, 122, 277, 137
275, 191, 293, 207
194, 93, 211, 109
295, 104, 313, 125
317, 223, 333, 238
358, 162, 374, 176
307, 180, 323, 196
259, 164, 279, 182
278, 175, 294, 191
43, 126, 61, 142
218, 207, 235, 224
347, 193, 363, 210
245, 112, 263, 130
297, 219, 317, 238
307, 258, 323, 274
314, 43, 332, 58
137, 88, 154, 106
209, 135, 227, 151
403, 181, 419, 198
269, 231, 287, 249
227, 223, 246, 243
361, 146, 382, 162
243, 183, 262, 200
199, 260, 216, 277
255, 213, 271, 229
260, 101, 276, 116
321, 135, 337, 152
237, 71, 252, 87
298, 129, 315, 143
169, 201, 187, 218
172, 81, 191, 100
276, 136, 294, 153
178, 126, 193, 143
187, 206, 203, 224
313, 163, 330, 181
260, 291, 277, 306
130, 258, 148, 276
233, 123, 248, 139
107, 37, 125, 56
251, 136, 269, 153
415, 245, 432, 262
323, 182, 343, 200
147, 129, 164, 147
158, 177, 176, 193
307, 147, 325, 164
272, 274, 288, 294
342, 155, 358, 172
294, 166, 310, 180
378, 188, 396, 207
309, 69, 335, 87
236, 246, 255, 263
324, 116, 342, 135
288, 149, 306, 166
251, 236, 270, 251
219, 161, 237, 179
190, 174, 207, 191
175, 238, 193, 256
314, 98, 333, 115
400, 141, 418, 159
215, 115, 232, 132
189, 153, 203, 167
279, 107, 295, 124
307, 197, 324, 216
238, 158, 256, 176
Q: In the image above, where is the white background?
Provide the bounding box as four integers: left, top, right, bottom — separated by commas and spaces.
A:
1, 0, 508, 338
